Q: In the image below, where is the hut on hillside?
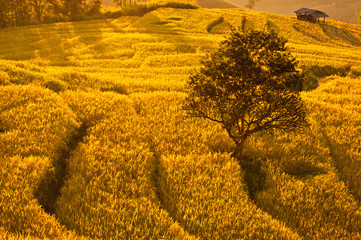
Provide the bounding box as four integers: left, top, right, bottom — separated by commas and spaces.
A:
295, 8, 329, 23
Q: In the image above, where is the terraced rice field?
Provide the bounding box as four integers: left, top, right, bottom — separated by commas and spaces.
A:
1, 6, 361, 239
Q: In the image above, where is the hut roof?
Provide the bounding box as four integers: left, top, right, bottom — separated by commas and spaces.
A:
294, 8, 329, 18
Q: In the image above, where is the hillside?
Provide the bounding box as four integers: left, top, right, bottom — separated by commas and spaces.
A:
231, 0, 361, 23
196, 0, 240, 8
101, 0, 241, 8
1, 6, 361, 239
101, 0, 360, 23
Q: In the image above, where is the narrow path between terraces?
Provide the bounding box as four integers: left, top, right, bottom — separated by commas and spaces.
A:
36, 122, 89, 215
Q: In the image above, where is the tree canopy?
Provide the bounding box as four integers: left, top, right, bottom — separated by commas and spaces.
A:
0, 0, 102, 27
184, 28, 308, 160
112, 0, 137, 7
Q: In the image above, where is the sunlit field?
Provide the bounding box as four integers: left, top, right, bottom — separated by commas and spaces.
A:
232, 0, 361, 23
2, 5, 361, 239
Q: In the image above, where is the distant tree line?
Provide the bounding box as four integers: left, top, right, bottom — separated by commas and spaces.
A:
0, 0, 140, 28
0, 0, 103, 27
112, 0, 137, 7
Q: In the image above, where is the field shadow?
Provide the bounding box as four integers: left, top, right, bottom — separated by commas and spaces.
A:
35, 122, 89, 215
292, 23, 323, 43
24, 20, 108, 66
323, 133, 361, 203
129, 10, 207, 56
319, 23, 361, 46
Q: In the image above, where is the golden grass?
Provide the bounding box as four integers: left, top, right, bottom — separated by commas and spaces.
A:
2, 6, 361, 239
55, 97, 196, 239
158, 153, 301, 239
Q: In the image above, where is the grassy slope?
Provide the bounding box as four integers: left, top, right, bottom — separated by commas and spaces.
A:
230, 0, 361, 23
1, 6, 361, 239
101, 0, 240, 8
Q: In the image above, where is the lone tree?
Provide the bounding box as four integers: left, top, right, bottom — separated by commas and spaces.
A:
246, 0, 260, 10
184, 28, 308, 161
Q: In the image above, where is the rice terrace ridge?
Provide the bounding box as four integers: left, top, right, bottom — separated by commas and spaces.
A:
1, 0, 361, 239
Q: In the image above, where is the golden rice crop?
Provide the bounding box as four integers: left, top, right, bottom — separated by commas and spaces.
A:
60, 90, 132, 124
0, 85, 86, 239
0, 62, 46, 85
130, 91, 234, 155
0, 155, 86, 239
243, 126, 361, 239
143, 53, 203, 68
0, 85, 79, 159
2, 7, 359, 94
302, 77, 361, 202
235, 76, 361, 239
2, 5, 361, 239
1, 155, 58, 238
158, 153, 301, 239
55, 100, 196, 239
257, 165, 361, 239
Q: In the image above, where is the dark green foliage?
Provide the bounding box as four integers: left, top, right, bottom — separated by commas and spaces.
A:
0, 0, 11, 27
87, 0, 102, 15
102, 8, 124, 18
29, 0, 50, 21
112, 0, 136, 7
120, 2, 198, 17
61, 0, 87, 17
0, 0, 200, 27
0, 0, 62, 26
0, 0, 103, 27
184, 28, 308, 160
0, 0, 32, 27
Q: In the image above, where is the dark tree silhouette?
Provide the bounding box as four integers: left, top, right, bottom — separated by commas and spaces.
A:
246, 0, 260, 10
112, 0, 136, 7
184, 28, 308, 161
0, 0, 11, 27
87, 0, 102, 15
61, 0, 87, 16
29, 0, 49, 21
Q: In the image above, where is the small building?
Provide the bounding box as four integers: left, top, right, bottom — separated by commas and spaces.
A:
295, 8, 329, 23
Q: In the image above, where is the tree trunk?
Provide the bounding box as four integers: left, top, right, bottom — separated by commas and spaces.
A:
231, 139, 246, 162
